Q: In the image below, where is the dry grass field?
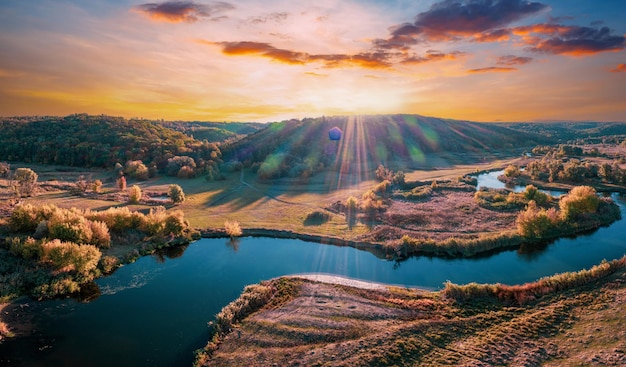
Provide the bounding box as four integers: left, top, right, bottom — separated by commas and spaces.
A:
197, 262, 626, 367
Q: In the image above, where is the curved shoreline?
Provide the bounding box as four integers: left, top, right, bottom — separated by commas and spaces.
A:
199, 209, 621, 260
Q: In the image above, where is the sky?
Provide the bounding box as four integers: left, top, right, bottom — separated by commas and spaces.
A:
0, 0, 625, 123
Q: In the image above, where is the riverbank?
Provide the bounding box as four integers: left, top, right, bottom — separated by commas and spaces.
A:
196, 256, 626, 366
200, 191, 621, 260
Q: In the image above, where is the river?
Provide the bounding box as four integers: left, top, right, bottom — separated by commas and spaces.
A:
1, 172, 625, 366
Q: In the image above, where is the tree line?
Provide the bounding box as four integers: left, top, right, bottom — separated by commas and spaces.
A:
0, 114, 223, 178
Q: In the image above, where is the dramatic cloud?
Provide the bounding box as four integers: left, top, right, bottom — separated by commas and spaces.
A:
611, 63, 626, 73
413, 0, 548, 40
134, 1, 234, 23
521, 24, 626, 56
375, 0, 548, 49
202, 41, 392, 69
468, 66, 517, 73
497, 55, 533, 65
473, 29, 512, 42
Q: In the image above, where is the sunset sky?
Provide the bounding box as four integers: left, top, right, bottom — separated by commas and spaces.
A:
0, 0, 625, 122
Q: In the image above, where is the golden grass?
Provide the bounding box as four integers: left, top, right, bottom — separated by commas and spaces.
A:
197, 257, 626, 367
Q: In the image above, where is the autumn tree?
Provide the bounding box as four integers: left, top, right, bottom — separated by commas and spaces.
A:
117, 175, 127, 191
92, 179, 103, 193
224, 221, 242, 238
559, 186, 600, 221
503, 164, 521, 178
168, 184, 185, 204
128, 185, 142, 204
13, 167, 38, 197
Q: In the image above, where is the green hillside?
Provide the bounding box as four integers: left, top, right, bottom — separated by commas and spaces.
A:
221, 114, 553, 179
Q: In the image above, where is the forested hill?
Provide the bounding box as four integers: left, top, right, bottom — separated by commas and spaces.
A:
161, 121, 265, 143
0, 114, 221, 170
504, 122, 626, 142
221, 114, 553, 179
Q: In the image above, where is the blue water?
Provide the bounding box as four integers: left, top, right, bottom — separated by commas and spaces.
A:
475, 169, 565, 197
2, 173, 625, 367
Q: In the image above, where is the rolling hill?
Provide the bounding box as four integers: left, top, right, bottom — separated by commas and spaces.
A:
221, 114, 554, 179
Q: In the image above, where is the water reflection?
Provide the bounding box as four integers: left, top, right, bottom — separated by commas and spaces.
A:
153, 243, 190, 263
226, 238, 240, 252
73, 281, 101, 303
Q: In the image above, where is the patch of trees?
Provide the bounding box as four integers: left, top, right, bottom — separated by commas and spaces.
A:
516, 186, 619, 240
531, 144, 583, 157
0, 114, 222, 178
506, 121, 626, 141
475, 185, 551, 211
161, 121, 264, 143
521, 157, 626, 185
2, 204, 194, 299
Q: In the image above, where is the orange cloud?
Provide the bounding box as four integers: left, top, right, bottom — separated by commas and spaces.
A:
134, 1, 234, 23
201, 41, 392, 69
468, 67, 517, 73
611, 63, 626, 73
497, 55, 533, 65
473, 29, 512, 43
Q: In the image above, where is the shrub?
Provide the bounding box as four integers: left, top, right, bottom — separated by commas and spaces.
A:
86, 207, 145, 233
215, 283, 272, 333
164, 211, 186, 236
373, 180, 391, 194
124, 160, 149, 180
361, 190, 384, 218
516, 201, 561, 238
75, 175, 89, 193
375, 164, 392, 181
522, 185, 549, 207
40, 239, 101, 276
99, 256, 119, 274
304, 211, 331, 226
168, 184, 185, 204
143, 206, 167, 235
89, 220, 111, 248
503, 164, 521, 178
408, 186, 432, 200
559, 186, 600, 221
92, 179, 103, 193
128, 185, 142, 204
9, 237, 42, 259
9, 204, 58, 232
443, 256, 626, 305
392, 171, 406, 187
48, 209, 93, 244
224, 221, 242, 238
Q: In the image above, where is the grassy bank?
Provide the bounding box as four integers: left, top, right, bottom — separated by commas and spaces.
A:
195, 255, 626, 366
